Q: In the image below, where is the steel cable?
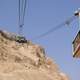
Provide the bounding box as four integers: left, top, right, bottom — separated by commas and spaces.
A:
32, 15, 77, 40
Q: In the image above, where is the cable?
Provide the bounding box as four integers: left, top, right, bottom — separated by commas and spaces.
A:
18, 0, 22, 35
32, 15, 77, 40
22, 0, 27, 26
19, 0, 20, 27
18, 0, 27, 36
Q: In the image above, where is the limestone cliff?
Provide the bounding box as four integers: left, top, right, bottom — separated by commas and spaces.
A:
0, 30, 69, 80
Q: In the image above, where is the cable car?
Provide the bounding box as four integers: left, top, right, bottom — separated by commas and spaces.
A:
73, 31, 80, 58
73, 8, 80, 58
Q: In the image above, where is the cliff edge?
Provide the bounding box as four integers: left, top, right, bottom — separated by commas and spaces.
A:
0, 30, 69, 80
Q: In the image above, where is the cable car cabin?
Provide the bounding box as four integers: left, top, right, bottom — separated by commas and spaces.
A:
73, 31, 80, 58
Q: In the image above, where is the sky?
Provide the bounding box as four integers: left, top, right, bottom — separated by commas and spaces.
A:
0, 0, 80, 80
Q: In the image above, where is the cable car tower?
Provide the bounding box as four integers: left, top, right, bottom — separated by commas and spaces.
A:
16, 0, 27, 43
73, 8, 80, 58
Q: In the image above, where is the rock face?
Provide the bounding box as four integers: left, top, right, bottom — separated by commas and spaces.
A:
0, 30, 69, 80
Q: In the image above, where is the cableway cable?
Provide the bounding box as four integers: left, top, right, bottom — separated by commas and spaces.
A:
18, 0, 27, 36
32, 15, 77, 40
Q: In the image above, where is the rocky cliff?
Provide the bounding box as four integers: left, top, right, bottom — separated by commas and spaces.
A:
0, 30, 69, 80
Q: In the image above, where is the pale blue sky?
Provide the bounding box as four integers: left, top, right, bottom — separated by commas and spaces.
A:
0, 0, 80, 80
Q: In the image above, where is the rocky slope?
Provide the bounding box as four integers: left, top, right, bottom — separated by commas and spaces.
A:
0, 30, 69, 80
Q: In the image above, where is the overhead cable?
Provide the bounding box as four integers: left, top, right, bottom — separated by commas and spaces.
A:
18, 0, 27, 36
32, 15, 77, 40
